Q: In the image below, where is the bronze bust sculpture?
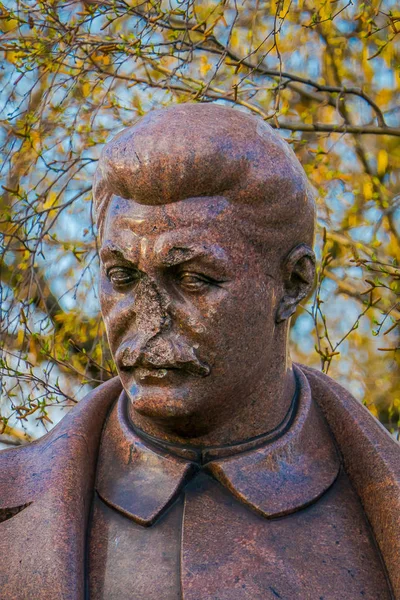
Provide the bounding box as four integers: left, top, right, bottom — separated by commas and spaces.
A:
1, 104, 399, 599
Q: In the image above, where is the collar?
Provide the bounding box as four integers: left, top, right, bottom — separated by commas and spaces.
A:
95, 365, 340, 526
129, 381, 298, 465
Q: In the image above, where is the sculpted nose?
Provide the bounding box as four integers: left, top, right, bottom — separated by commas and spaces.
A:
135, 275, 171, 336
115, 275, 171, 369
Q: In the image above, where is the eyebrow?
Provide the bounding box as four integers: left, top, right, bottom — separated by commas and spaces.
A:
155, 240, 230, 270
100, 241, 228, 270
99, 242, 139, 265
159, 246, 208, 267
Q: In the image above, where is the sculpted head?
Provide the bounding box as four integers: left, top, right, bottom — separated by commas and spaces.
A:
94, 104, 316, 443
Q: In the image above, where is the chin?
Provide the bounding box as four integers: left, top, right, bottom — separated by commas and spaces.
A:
125, 381, 197, 420
124, 381, 217, 438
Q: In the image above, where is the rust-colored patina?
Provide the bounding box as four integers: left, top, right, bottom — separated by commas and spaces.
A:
1, 104, 399, 599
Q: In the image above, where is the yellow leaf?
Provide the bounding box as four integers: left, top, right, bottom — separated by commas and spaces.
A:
368, 403, 379, 418
362, 44, 374, 83
363, 181, 373, 200
6, 50, 17, 63
348, 213, 358, 227
2, 17, 17, 31
82, 82, 91, 98
377, 150, 388, 175
17, 328, 24, 344
43, 191, 57, 210
200, 56, 212, 77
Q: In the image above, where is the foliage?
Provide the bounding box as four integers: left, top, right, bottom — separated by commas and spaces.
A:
0, 0, 399, 445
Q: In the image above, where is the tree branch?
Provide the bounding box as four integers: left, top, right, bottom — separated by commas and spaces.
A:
271, 122, 400, 137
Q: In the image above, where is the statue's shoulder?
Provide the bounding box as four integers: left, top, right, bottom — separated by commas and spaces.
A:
298, 361, 400, 495
298, 362, 399, 451
298, 363, 400, 595
0, 377, 122, 508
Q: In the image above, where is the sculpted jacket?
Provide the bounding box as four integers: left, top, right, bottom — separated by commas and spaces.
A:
0, 365, 399, 599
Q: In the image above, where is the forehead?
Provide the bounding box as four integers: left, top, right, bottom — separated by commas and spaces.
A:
102, 195, 251, 251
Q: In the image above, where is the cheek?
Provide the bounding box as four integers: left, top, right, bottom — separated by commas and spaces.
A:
193, 281, 277, 362
99, 276, 134, 347
99, 275, 115, 315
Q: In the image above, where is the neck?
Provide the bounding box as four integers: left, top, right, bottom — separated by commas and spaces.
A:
127, 353, 296, 449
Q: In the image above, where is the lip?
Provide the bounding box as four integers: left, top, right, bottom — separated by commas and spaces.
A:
133, 367, 186, 382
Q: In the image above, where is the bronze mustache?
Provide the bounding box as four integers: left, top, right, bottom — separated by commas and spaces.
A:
116, 335, 210, 377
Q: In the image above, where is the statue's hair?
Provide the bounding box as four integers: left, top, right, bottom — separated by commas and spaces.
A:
93, 104, 316, 248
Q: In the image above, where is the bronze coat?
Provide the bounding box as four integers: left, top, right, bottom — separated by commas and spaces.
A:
0, 366, 399, 599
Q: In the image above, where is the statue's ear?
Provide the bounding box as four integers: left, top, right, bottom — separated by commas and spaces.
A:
275, 244, 316, 323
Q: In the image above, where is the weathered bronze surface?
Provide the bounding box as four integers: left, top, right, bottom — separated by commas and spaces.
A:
1, 104, 399, 599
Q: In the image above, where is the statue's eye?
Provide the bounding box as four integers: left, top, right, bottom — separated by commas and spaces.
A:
179, 272, 210, 291
106, 266, 141, 287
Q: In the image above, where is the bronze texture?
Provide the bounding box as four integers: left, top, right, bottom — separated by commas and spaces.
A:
0, 104, 399, 599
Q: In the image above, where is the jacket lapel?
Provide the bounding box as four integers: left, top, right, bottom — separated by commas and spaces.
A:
302, 365, 400, 599
0, 377, 121, 600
